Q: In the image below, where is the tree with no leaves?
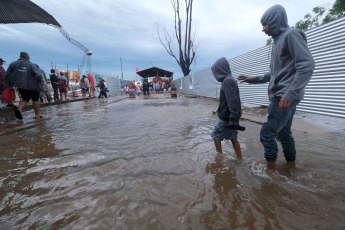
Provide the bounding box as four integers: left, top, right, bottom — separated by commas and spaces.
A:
157, 0, 196, 77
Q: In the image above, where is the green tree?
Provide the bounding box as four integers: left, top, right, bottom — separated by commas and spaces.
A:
323, 0, 345, 23
263, 0, 345, 45
266, 38, 272, 46
294, 6, 326, 31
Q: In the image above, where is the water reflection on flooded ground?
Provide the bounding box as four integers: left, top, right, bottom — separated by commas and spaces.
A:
0, 94, 344, 229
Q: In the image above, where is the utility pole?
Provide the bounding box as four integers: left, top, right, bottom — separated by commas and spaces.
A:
67, 64, 69, 87
120, 57, 123, 80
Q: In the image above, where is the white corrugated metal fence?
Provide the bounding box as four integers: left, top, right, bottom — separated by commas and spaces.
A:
173, 16, 345, 118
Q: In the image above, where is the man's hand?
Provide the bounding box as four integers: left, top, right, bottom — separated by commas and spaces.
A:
237, 75, 251, 83
279, 97, 291, 112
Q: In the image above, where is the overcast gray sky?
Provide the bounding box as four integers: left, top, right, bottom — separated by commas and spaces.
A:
0, 0, 332, 80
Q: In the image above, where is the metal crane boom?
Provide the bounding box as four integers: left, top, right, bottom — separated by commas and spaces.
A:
57, 27, 90, 53
55, 26, 93, 75
0, 0, 92, 76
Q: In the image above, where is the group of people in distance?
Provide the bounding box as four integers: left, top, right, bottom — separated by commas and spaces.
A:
1, 49, 109, 120
211, 4, 315, 171
123, 80, 171, 97
49, 69, 68, 102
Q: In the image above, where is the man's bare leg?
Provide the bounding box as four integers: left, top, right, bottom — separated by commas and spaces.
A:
231, 139, 242, 159
17, 100, 27, 112
33, 101, 40, 118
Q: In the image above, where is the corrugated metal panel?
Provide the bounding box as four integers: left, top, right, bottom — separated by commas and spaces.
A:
174, 16, 345, 118
230, 45, 271, 107
95, 75, 125, 96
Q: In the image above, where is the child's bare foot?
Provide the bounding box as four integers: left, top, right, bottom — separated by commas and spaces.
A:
236, 153, 243, 159
215, 153, 224, 161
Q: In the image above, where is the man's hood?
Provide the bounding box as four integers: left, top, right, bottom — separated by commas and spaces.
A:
211, 57, 232, 82
261, 4, 290, 38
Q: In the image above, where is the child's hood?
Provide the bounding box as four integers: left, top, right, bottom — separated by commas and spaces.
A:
211, 57, 232, 83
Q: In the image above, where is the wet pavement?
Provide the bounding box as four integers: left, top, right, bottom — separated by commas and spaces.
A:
0, 95, 125, 136
0, 94, 345, 229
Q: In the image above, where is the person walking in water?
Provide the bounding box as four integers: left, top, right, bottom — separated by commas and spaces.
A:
124, 85, 129, 95
80, 75, 89, 98
37, 65, 52, 103
49, 69, 59, 102
5, 52, 45, 119
136, 82, 141, 96
238, 5, 315, 170
58, 71, 68, 101
211, 57, 242, 159
97, 79, 107, 99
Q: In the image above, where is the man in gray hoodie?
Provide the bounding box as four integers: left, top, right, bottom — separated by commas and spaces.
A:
5, 52, 44, 119
238, 5, 315, 170
211, 57, 242, 159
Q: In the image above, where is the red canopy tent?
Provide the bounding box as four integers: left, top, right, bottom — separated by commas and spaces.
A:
152, 76, 163, 83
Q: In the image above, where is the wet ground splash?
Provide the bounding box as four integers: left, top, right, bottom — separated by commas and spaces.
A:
0, 94, 344, 229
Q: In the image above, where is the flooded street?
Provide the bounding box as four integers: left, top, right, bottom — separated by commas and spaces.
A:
0, 94, 345, 229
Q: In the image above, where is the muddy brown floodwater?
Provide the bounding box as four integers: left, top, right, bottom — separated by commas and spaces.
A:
0, 94, 344, 229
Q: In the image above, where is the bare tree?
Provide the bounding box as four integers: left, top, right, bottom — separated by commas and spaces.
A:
157, 0, 196, 76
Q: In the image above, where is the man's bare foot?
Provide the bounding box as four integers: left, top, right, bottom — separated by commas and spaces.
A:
266, 161, 276, 171
286, 161, 295, 168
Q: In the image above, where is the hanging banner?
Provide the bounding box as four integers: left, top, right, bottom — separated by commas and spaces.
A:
95, 74, 104, 84
87, 74, 95, 91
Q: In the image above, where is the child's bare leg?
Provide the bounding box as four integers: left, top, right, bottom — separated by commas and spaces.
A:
231, 139, 242, 159
213, 139, 222, 154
